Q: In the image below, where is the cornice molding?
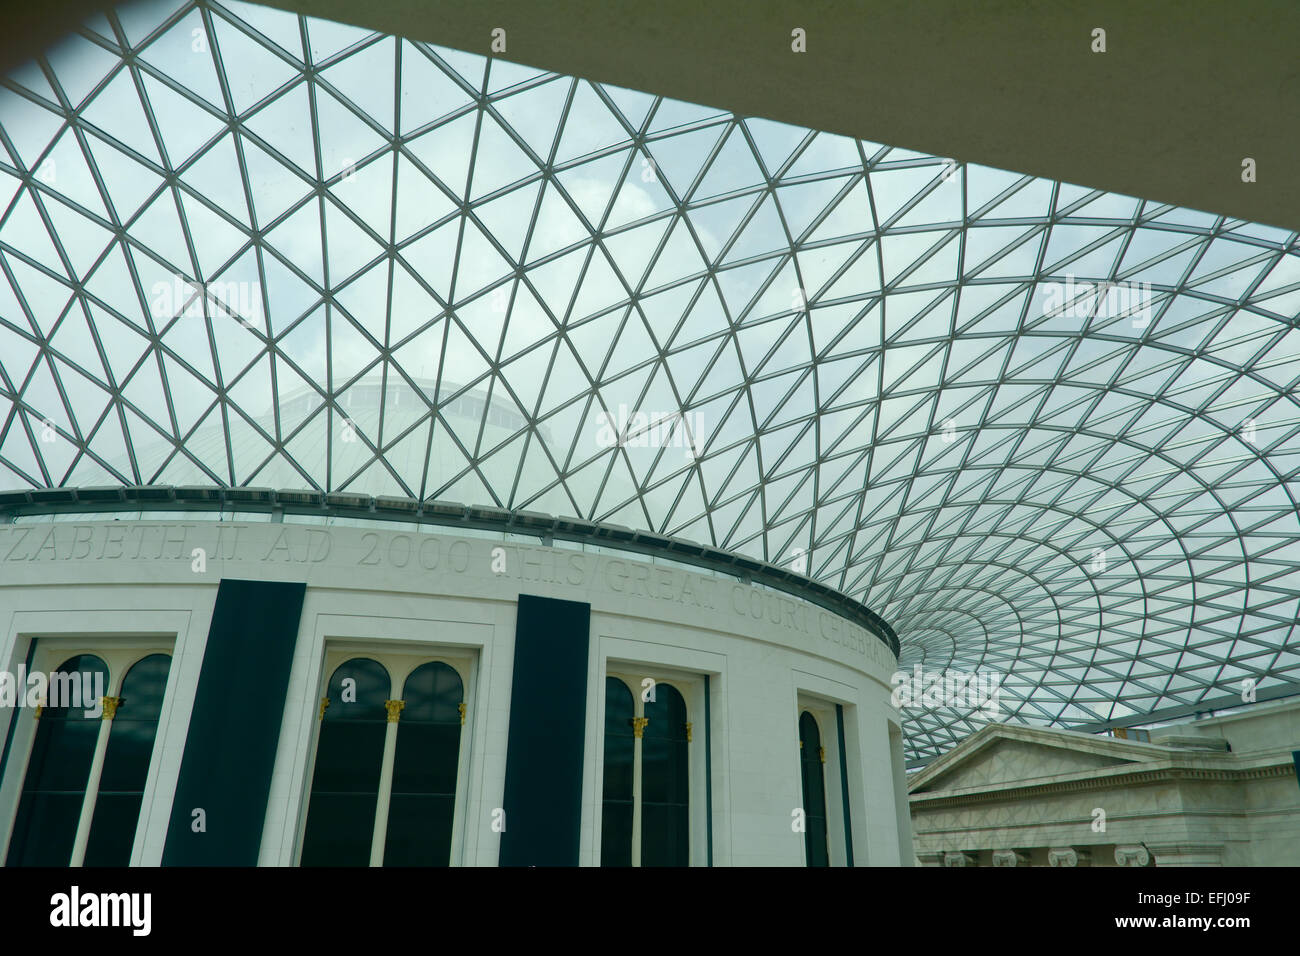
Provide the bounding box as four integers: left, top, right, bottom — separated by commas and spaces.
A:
0, 485, 898, 657
911, 761, 1294, 811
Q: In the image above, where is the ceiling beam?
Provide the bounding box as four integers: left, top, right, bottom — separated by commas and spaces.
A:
12, 0, 1290, 229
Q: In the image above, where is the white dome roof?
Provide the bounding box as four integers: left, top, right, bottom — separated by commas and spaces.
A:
2, 0, 1298, 762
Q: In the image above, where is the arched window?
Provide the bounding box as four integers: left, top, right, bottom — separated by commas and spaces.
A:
642, 684, 689, 866
600, 676, 690, 866
384, 661, 463, 866
799, 710, 829, 867
599, 677, 635, 867
300, 656, 468, 866
6, 655, 109, 866
300, 658, 390, 866
83, 654, 171, 866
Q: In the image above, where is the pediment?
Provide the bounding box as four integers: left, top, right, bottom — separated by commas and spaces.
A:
911, 727, 1161, 794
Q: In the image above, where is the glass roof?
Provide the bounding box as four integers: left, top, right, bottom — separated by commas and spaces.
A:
2, 0, 1298, 763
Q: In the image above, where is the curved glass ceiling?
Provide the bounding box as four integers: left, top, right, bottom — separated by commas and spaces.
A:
2, 0, 1299, 763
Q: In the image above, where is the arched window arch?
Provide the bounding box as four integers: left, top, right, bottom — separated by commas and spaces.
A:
83, 654, 171, 866
300, 658, 390, 866
799, 710, 829, 867
384, 661, 463, 866
600, 675, 691, 866
6, 655, 109, 866
599, 677, 635, 866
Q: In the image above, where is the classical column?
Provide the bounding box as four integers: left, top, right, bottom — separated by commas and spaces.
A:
631, 716, 649, 867
943, 850, 979, 866
369, 699, 405, 866
1047, 847, 1092, 867
991, 849, 1030, 867
1114, 844, 1150, 867
70, 696, 123, 867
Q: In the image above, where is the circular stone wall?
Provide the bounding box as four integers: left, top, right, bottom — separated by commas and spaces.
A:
0, 516, 910, 866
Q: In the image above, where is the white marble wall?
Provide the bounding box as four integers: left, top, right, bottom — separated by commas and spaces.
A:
0, 517, 907, 866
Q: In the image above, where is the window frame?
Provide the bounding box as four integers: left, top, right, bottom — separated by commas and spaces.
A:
795, 692, 853, 867
598, 663, 709, 866
293, 641, 477, 867
0, 634, 175, 866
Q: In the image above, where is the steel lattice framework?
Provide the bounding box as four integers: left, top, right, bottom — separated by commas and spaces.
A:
1, 0, 1298, 762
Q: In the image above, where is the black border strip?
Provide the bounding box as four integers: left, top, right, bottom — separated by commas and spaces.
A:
835, 703, 854, 867
704, 673, 713, 867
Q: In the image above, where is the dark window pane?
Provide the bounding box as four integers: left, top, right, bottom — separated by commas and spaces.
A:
600, 678, 635, 866
600, 802, 633, 867
324, 658, 391, 722
390, 723, 460, 794
640, 803, 689, 867
383, 794, 455, 866
300, 794, 379, 867
799, 711, 829, 867
82, 794, 144, 867
5, 655, 108, 867
300, 658, 390, 866
95, 718, 158, 792
602, 734, 634, 802
23, 718, 100, 792
384, 662, 463, 867
8, 793, 84, 866
85, 654, 172, 866
400, 661, 463, 723
310, 721, 388, 794
641, 683, 688, 866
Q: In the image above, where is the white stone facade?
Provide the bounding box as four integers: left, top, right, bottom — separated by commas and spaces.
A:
0, 516, 911, 866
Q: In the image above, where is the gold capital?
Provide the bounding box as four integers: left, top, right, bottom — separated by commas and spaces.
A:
458, 701, 467, 726
685, 721, 692, 743
319, 697, 330, 720
101, 696, 122, 720
632, 716, 649, 738
385, 699, 405, 722
818, 746, 826, 764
